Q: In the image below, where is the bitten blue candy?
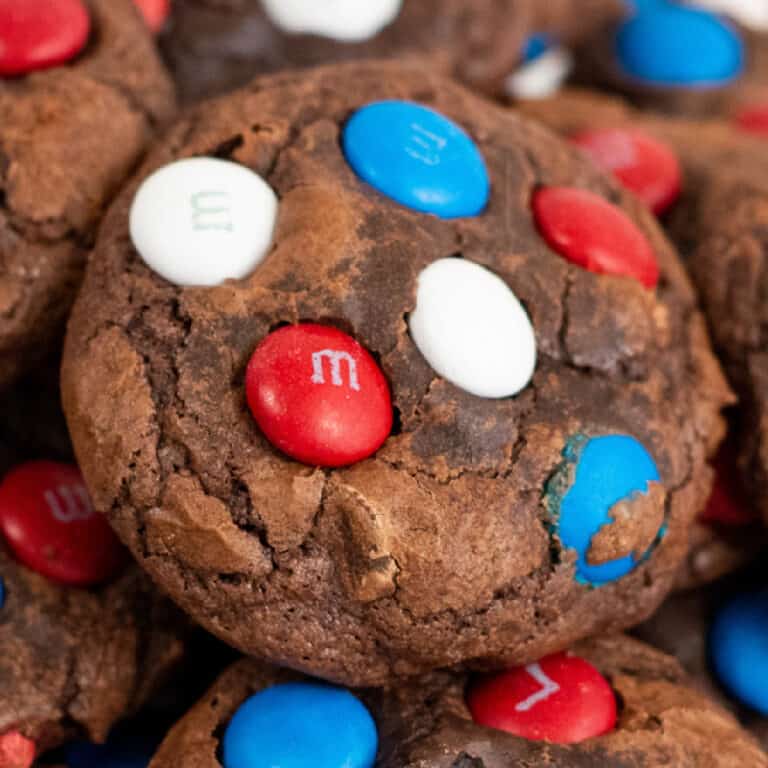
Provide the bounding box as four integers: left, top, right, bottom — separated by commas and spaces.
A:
222, 682, 378, 768
546, 434, 663, 586
710, 592, 768, 715
615, 2, 745, 87
342, 101, 490, 219
522, 33, 553, 63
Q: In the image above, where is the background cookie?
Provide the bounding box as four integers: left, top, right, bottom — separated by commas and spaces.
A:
63, 61, 729, 686
148, 635, 768, 767
0, 0, 174, 390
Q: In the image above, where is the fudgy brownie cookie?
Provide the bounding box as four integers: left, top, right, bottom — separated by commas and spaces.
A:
148, 635, 768, 767
0, 0, 175, 390
0, 370, 185, 762
160, 0, 532, 103
62, 60, 730, 686
573, 0, 768, 118
518, 89, 768, 538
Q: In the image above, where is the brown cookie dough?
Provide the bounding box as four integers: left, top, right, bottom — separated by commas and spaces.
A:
0, 0, 175, 391
160, 0, 534, 103
62, 61, 729, 686
0, 366, 186, 757
148, 635, 768, 767
517, 89, 768, 537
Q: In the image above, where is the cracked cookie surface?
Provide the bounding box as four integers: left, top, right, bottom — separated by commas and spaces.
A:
63, 61, 729, 686
148, 635, 768, 767
0, 0, 175, 390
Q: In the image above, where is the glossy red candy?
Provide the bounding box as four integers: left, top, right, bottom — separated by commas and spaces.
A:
700, 449, 757, 526
533, 186, 660, 289
0, 461, 126, 587
734, 104, 768, 138
572, 128, 682, 215
246, 324, 393, 467
0, 731, 35, 768
133, 0, 170, 33
0, 0, 90, 76
467, 652, 617, 744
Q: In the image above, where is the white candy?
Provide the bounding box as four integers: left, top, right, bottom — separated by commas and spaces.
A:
129, 157, 278, 287
688, 0, 768, 31
260, 0, 402, 42
505, 48, 574, 100
409, 258, 537, 399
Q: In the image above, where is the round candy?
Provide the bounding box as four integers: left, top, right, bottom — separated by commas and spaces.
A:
408, 258, 537, 399
246, 324, 393, 467
710, 592, 768, 714
0, 461, 126, 586
0, 0, 90, 76
571, 128, 682, 215
343, 101, 490, 219
507, 36, 574, 100
687, 0, 768, 32
467, 652, 617, 744
533, 186, 660, 288
699, 449, 757, 526
260, 0, 402, 42
735, 104, 768, 138
0, 732, 35, 768
129, 157, 278, 287
614, 3, 745, 87
133, 0, 170, 33
545, 434, 663, 585
222, 682, 377, 768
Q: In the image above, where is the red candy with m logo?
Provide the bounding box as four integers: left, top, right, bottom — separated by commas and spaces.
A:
0, 461, 126, 586
246, 324, 393, 467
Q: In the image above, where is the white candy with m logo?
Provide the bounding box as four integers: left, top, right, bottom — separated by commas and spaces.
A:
260, 0, 403, 42
129, 157, 278, 287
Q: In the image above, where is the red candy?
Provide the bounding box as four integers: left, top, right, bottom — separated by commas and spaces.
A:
700, 449, 757, 527
133, 0, 170, 33
0, 0, 90, 76
0, 731, 35, 768
467, 652, 617, 744
734, 104, 768, 138
572, 128, 682, 215
0, 461, 126, 587
246, 324, 393, 467
533, 186, 660, 289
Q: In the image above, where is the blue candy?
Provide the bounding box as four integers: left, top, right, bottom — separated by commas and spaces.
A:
0, 577, 4, 609
615, 2, 745, 87
342, 100, 490, 219
65, 741, 153, 768
710, 592, 768, 715
222, 682, 378, 768
546, 434, 662, 586
522, 33, 554, 63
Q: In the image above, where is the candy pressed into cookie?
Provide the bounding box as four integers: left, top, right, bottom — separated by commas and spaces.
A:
63, 61, 729, 686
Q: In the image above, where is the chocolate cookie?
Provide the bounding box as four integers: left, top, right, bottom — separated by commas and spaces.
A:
0, 0, 175, 391
160, 0, 535, 103
0, 370, 185, 760
62, 60, 729, 686
148, 635, 768, 767
573, 0, 768, 118
518, 88, 768, 542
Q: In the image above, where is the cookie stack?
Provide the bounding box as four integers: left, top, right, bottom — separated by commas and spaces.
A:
2, 1, 768, 766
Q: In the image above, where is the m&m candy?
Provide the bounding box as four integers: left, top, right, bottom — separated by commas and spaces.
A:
343, 101, 490, 218
0, 731, 35, 768
545, 434, 663, 586
467, 652, 617, 744
507, 33, 574, 100
710, 592, 768, 715
133, 0, 170, 33
0, 461, 126, 587
533, 186, 660, 288
572, 128, 682, 215
409, 258, 537, 399
0, 0, 90, 76
699, 449, 757, 527
246, 324, 392, 467
735, 105, 768, 138
222, 682, 377, 768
